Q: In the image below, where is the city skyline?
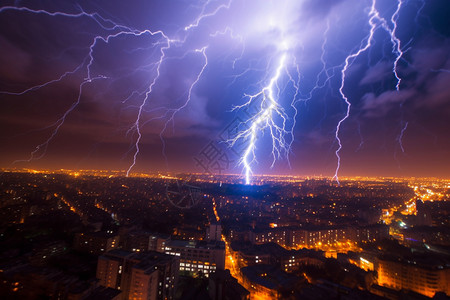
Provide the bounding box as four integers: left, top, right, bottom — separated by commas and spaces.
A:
1, 0, 449, 180
1, 170, 448, 299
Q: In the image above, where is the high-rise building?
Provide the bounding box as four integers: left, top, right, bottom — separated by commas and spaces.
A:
206, 222, 222, 242
164, 240, 225, 277
74, 232, 119, 255
377, 255, 450, 298
123, 231, 170, 253
355, 224, 389, 243
97, 250, 179, 300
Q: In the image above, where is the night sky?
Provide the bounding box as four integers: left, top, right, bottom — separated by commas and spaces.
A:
0, 0, 449, 179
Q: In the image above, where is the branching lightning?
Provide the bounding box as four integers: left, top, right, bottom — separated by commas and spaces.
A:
333, 0, 406, 184
390, 0, 405, 91
231, 52, 291, 184
1, 0, 416, 183
126, 35, 172, 176
159, 47, 209, 166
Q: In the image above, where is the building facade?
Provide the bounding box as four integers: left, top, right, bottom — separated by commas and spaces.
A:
97, 250, 179, 300
164, 240, 225, 277
377, 256, 450, 298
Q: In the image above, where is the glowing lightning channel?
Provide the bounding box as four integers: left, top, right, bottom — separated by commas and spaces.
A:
1, 4, 218, 175
391, 0, 404, 91
232, 52, 289, 184
334, 0, 405, 184
126, 36, 173, 176
184, 0, 232, 31
0, 6, 134, 32
159, 47, 209, 166
0, 5, 182, 171
126, 0, 230, 175
0, 65, 84, 96
398, 121, 408, 153
334, 0, 381, 185
13, 75, 107, 163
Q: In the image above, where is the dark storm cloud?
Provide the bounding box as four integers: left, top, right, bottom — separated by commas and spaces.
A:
361, 89, 415, 118
0, 36, 32, 81
360, 36, 450, 117
360, 61, 392, 85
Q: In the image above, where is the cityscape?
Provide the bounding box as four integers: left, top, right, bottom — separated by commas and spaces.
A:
1, 0, 450, 299
0, 169, 449, 299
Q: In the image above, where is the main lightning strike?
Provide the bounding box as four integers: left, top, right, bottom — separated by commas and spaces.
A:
232, 53, 289, 184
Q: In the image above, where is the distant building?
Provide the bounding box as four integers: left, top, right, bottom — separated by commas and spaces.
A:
304, 226, 356, 247
230, 223, 390, 250
74, 232, 119, 255
356, 224, 389, 244
97, 249, 179, 300
173, 225, 205, 240
402, 226, 450, 247
240, 264, 301, 299
123, 231, 170, 253
415, 200, 433, 226
230, 241, 324, 273
29, 240, 66, 266
206, 222, 222, 241
164, 239, 225, 277
148, 233, 171, 253
251, 227, 288, 247
0, 264, 85, 300
268, 226, 356, 248
228, 226, 252, 242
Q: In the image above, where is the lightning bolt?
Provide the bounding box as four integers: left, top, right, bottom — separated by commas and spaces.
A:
0, 65, 84, 96
125, 35, 173, 176
333, 0, 405, 184
1, 0, 234, 176
0, 5, 177, 170
13, 75, 107, 163
390, 0, 404, 91
231, 52, 291, 184
159, 47, 209, 167
184, 0, 232, 31
230, 20, 335, 184
398, 121, 408, 153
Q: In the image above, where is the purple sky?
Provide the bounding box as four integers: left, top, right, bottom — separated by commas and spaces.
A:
0, 0, 449, 179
